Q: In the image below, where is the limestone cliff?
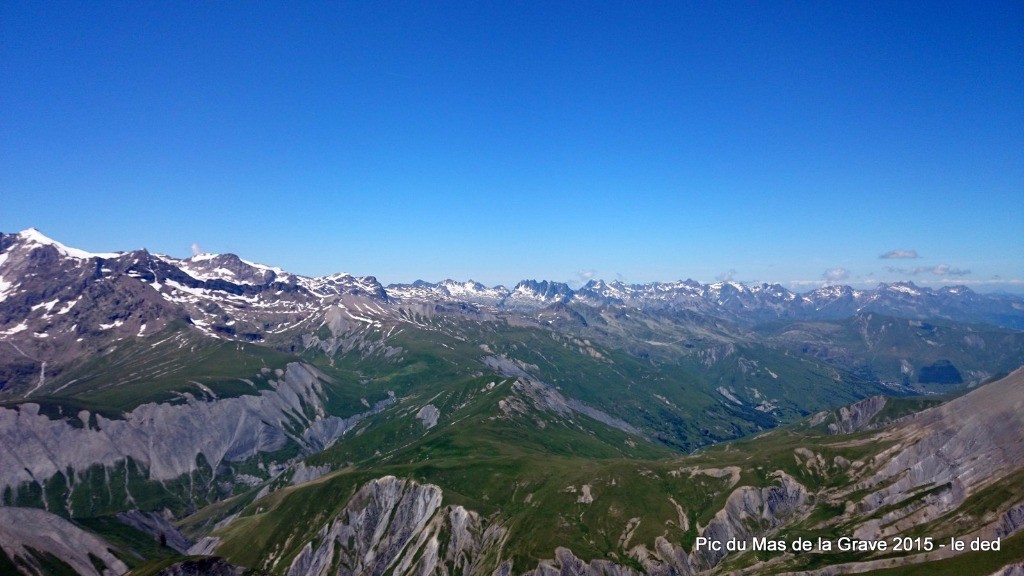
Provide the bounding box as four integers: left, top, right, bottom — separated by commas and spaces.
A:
285, 476, 508, 576
0, 362, 395, 508
853, 368, 1024, 534
0, 507, 128, 576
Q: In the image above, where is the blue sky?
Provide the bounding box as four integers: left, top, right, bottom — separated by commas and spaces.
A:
2, 2, 1022, 291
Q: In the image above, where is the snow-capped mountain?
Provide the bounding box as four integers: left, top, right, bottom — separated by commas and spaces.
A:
387, 279, 510, 306
3, 229, 1022, 334
0, 229, 392, 387
505, 280, 575, 309
2, 228, 1023, 391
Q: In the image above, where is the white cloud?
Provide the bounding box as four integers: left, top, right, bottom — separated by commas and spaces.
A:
716, 269, 737, 282
946, 277, 1024, 286
880, 249, 920, 259
782, 276, 1023, 293
822, 268, 849, 283
886, 264, 970, 277
786, 279, 828, 287
931, 264, 971, 276
190, 243, 202, 256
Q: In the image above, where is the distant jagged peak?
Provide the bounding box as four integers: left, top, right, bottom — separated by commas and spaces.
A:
318, 271, 358, 281
186, 251, 220, 262
937, 284, 975, 296
808, 283, 861, 298
164, 251, 290, 286
707, 280, 750, 294
185, 252, 289, 275
870, 281, 977, 301
2, 228, 1018, 319
876, 280, 926, 297
299, 273, 387, 300
438, 279, 509, 298
511, 279, 574, 300
439, 278, 487, 290
513, 279, 573, 291
749, 281, 793, 294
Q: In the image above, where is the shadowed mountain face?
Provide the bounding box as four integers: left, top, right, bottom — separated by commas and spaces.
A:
1, 229, 1023, 575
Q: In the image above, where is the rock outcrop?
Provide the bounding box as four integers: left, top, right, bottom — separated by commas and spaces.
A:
856, 368, 1024, 525
115, 509, 193, 554
0, 363, 395, 503
483, 355, 642, 436
0, 507, 129, 576
988, 563, 1024, 576
285, 476, 507, 576
826, 395, 887, 434
282, 472, 810, 576
527, 547, 640, 576
607, 471, 810, 575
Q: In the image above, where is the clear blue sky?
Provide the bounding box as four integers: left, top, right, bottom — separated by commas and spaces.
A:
2, 1, 1022, 291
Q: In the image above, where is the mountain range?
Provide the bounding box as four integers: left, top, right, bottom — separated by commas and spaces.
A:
1, 228, 1023, 575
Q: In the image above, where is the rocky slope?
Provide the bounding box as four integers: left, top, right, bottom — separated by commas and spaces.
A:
199, 370, 1024, 576
851, 367, 1024, 536
0, 506, 128, 576
273, 471, 810, 576
0, 362, 395, 514
285, 476, 508, 576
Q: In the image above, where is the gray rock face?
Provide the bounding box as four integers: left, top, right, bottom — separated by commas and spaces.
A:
115, 509, 194, 554
597, 471, 810, 576
187, 536, 221, 556
290, 462, 332, 485
286, 476, 507, 576
827, 395, 887, 434
417, 404, 441, 428
527, 547, 641, 576
996, 502, 1024, 538
0, 506, 129, 576
282, 472, 809, 576
857, 368, 1024, 522
0, 362, 394, 502
988, 564, 1024, 576
690, 471, 810, 571
483, 355, 642, 437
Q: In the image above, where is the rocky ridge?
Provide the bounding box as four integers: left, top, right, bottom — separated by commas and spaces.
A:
851, 368, 1024, 535
0, 362, 396, 508
0, 506, 128, 576
4, 229, 1023, 392
285, 476, 508, 576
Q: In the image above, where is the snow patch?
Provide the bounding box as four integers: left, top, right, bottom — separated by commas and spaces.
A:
0, 277, 15, 302
0, 322, 29, 336
98, 320, 125, 330
56, 297, 80, 315
31, 299, 60, 313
